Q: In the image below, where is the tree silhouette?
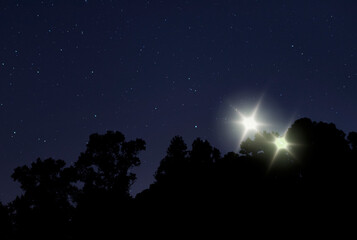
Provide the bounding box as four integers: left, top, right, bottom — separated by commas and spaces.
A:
71, 131, 146, 238
154, 136, 188, 185
348, 131, 357, 156
186, 138, 220, 199
2, 118, 356, 237
137, 136, 222, 225
74, 131, 145, 195
286, 118, 352, 195
0, 202, 12, 239
10, 158, 74, 239
348, 131, 357, 173
239, 131, 300, 196
151, 137, 220, 196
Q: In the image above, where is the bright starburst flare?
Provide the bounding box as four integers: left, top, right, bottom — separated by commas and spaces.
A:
272, 135, 291, 160
241, 116, 258, 131
268, 133, 296, 170
234, 103, 265, 143
274, 136, 289, 151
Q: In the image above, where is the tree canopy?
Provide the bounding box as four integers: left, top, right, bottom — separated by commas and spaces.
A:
1, 118, 356, 239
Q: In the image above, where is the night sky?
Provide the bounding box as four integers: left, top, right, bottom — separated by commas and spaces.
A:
1, 0, 357, 203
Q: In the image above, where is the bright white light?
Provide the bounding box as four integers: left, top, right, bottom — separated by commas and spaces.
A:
235, 102, 265, 143
241, 116, 258, 131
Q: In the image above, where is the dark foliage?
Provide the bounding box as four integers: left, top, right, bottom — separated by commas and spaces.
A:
70, 131, 145, 238
2, 119, 356, 238
0, 202, 12, 238
10, 158, 74, 239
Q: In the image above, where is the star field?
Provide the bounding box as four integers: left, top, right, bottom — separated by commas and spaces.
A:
1, 0, 357, 202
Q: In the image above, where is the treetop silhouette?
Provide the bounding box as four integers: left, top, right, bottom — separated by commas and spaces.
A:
1, 118, 356, 239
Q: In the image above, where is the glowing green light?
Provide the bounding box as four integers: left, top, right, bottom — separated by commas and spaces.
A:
274, 136, 289, 150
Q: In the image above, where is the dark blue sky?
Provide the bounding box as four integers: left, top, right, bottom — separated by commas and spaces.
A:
1, 0, 356, 203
